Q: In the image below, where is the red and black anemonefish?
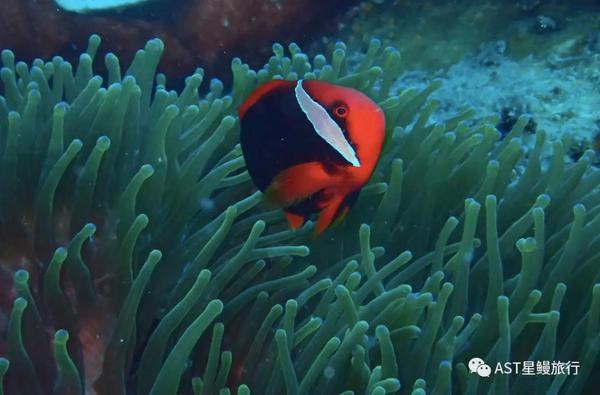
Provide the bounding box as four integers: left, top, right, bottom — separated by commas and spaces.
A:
239, 79, 385, 235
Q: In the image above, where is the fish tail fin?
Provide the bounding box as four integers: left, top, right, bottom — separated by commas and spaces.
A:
284, 211, 306, 230
264, 162, 332, 207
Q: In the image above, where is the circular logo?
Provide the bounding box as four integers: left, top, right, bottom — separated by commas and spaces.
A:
469, 357, 492, 377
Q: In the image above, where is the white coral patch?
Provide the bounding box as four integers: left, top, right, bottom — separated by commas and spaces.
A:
54, 0, 152, 13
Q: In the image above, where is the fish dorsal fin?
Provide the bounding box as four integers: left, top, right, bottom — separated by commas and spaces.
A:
294, 80, 360, 167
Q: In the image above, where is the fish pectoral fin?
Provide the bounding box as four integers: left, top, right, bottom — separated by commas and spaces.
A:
264, 162, 332, 208
284, 211, 305, 230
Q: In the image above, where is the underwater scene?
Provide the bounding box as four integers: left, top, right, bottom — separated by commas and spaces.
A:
0, 0, 599, 394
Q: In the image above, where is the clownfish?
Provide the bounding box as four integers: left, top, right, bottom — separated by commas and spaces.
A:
239, 79, 385, 235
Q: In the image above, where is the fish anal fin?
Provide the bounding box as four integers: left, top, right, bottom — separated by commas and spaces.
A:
330, 190, 359, 229
284, 211, 305, 230
314, 195, 345, 235
264, 161, 332, 208
330, 206, 350, 228
315, 189, 359, 235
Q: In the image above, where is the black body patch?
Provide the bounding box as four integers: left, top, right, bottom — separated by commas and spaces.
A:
240, 85, 351, 191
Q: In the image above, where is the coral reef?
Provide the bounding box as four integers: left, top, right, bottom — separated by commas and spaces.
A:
335, 0, 600, 68
0, 33, 598, 395
329, 0, 600, 157
392, 40, 600, 155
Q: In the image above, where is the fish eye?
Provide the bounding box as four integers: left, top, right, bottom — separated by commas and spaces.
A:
334, 105, 348, 118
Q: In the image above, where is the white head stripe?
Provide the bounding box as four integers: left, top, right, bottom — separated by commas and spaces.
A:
294, 80, 360, 167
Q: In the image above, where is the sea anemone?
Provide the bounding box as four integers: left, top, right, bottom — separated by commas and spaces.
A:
0, 35, 598, 395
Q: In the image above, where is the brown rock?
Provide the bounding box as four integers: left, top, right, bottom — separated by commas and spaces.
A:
0, 0, 359, 84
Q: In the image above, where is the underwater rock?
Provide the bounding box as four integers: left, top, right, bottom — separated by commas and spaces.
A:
533, 15, 560, 34
570, 130, 600, 165
497, 105, 537, 137
585, 31, 600, 53
518, 0, 543, 11
0, 0, 359, 82
172, 0, 360, 77
476, 40, 508, 67
0, 0, 180, 69
593, 131, 600, 165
